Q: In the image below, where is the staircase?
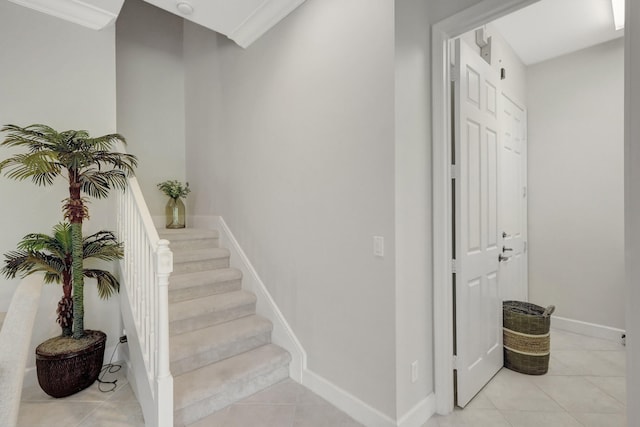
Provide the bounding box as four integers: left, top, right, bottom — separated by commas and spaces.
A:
159, 228, 291, 426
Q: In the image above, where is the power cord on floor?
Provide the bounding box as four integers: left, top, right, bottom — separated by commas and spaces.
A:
97, 339, 123, 393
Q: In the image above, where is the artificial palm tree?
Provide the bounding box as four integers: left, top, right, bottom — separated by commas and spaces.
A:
2, 223, 123, 337
0, 124, 137, 339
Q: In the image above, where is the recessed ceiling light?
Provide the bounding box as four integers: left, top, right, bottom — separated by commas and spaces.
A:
176, 1, 194, 15
611, 0, 625, 30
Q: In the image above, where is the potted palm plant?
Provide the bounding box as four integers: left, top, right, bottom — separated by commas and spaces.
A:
2, 223, 123, 337
0, 124, 137, 397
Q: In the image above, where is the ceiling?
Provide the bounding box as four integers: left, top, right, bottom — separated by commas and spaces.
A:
492, 0, 624, 65
8, 0, 308, 48
9, 0, 623, 62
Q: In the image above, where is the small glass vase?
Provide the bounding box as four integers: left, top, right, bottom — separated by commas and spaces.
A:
165, 197, 185, 229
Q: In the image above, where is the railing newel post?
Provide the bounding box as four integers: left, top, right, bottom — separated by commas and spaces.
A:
155, 239, 173, 426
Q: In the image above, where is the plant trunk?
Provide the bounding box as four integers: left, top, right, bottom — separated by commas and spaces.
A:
58, 270, 73, 337
68, 178, 85, 340
71, 221, 84, 338
57, 296, 73, 337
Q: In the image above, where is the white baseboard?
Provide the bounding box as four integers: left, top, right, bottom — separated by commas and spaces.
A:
397, 394, 436, 427
195, 215, 307, 382
552, 315, 626, 343
301, 369, 397, 427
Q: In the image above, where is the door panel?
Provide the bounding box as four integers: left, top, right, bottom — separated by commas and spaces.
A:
500, 94, 528, 303
454, 39, 503, 408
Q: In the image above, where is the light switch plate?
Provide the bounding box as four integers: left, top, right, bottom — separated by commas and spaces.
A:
373, 236, 384, 257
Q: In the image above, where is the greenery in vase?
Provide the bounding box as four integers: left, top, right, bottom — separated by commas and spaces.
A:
157, 180, 190, 199
1, 223, 123, 337
0, 124, 137, 339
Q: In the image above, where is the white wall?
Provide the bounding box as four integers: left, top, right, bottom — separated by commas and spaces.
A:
116, 0, 187, 216
527, 38, 625, 329
183, 23, 224, 218
184, 0, 397, 417
0, 1, 122, 369
625, 1, 640, 421
394, 0, 434, 419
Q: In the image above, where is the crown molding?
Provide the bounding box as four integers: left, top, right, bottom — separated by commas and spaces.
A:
8, 0, 124, 30
228, 0, 307, 48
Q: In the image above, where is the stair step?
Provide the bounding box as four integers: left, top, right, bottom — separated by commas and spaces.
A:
169, 268, 243, 303
170, 315, 272, 376
169, 290, 256, 336
159, 228, 220, 251
172, 248, 230, 274
173, 344, 291, 426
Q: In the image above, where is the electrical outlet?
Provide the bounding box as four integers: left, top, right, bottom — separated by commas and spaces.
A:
411, 361, 418, 383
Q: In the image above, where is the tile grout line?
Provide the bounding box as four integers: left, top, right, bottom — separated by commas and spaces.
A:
582, 375, 627, 407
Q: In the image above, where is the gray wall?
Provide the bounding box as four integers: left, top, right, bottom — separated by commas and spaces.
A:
527, 38, 625, 329
184, 0, 397, 416
625, 2, 640, 421
116, 0, 187, 215
394, 0, 433, 416
0, 1, 122, 366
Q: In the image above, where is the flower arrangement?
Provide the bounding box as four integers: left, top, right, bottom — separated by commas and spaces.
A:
157, 180, 191, 199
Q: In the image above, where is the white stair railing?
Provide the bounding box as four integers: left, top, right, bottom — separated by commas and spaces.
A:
117, 172, 173, 427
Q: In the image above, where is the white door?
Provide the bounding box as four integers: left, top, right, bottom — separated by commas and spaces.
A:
499, 94, 528, 302
453, 39, 503, 408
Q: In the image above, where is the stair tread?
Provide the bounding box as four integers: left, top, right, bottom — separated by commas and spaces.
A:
173, 247, 229, 263
174, 344, 291, 411
170, 314, 272, 362
159, 228, 219, 241
169, 268, 242, 291
169, 290, 256, 323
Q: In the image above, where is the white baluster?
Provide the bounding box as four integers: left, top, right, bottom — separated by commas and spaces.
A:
116, 161, 173, 425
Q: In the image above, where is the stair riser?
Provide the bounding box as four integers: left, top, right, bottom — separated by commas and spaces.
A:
168, 238, 219, 251
170, 304, 255, 336
169, 279, 242, 303
171, 329, 271, 376
174, 364, 290, 426
173, 258, 229, 274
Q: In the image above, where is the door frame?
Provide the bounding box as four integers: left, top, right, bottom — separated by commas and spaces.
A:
431, 0, 540, 415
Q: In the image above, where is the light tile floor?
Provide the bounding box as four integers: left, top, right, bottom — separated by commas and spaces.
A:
18, 328, 625, 427
425, 328, 627, 427
18, 365, 145, 427
17, 366, 362, 426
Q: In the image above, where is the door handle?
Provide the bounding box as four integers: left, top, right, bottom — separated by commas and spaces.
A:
502, 231, 510, 238
499, 254, 511, 262
503, 246, 513, 252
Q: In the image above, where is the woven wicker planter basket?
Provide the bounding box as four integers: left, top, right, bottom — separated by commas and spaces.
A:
35, 330, 106, 398
503, 301, 555, 375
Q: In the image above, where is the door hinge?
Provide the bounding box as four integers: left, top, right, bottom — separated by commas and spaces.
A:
450, 164, 459, 180
523, 186, 527, 198
451, 259, 457, 273
450, 64, 458, 82
524, 241, 528, 253
452, 355, 459, 370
